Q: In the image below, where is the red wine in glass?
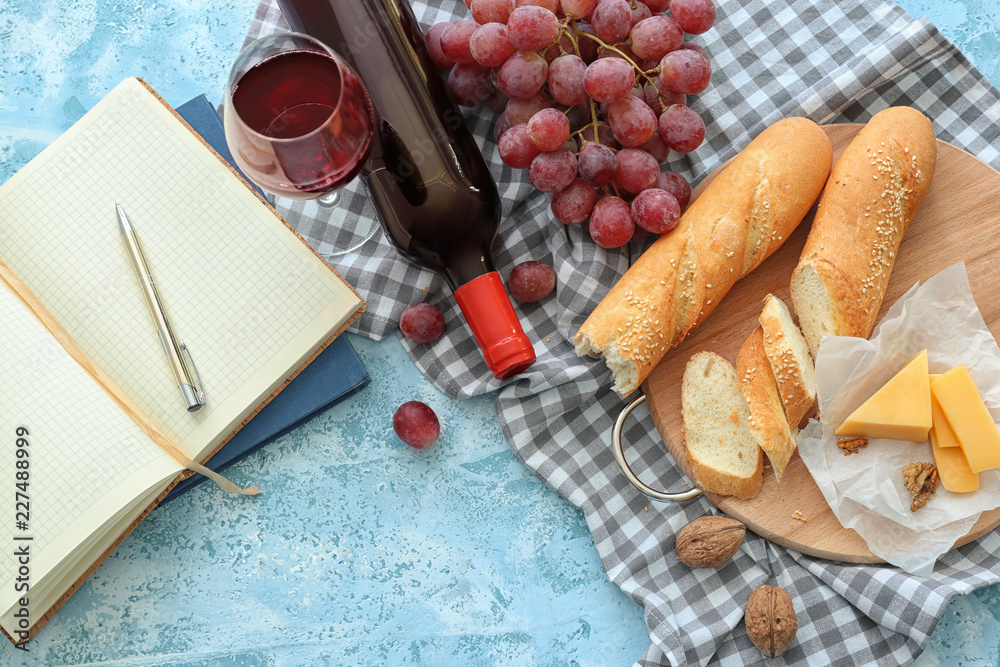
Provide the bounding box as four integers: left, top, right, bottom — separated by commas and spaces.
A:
224, 33, 374, 201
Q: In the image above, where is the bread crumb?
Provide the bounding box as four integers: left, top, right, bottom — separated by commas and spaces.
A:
792, 509, 807, 522
423, 285, 429, 291
644, 506, 648, 512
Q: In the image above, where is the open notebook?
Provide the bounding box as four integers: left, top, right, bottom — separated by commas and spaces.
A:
0, 78, 364, 642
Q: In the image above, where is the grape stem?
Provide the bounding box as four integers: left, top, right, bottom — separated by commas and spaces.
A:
575, 30, 658, 86
559, 19, 604, 148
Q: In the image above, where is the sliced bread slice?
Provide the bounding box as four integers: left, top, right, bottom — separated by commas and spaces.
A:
682, 351, 763, 499
737, 326, 798, 481
759, 294, 816, 428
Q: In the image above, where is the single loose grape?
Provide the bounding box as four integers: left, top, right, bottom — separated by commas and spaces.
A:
498, 50, 549, 99
658, 49, 712, 94
440, 20, 481, 65
578, 142, 619, 187
584, 57, 635, 103
551, 178, 598, 224
655, 171, 692, 209
400, 303, 446, 343
528, 108, 571, 151
589, 196, 635, 247
658, 104, 705, 153
498, 124, 542, 168
615, 148, 659, 193
507, 5, 560, 51
631, 188, 681, 234
508, 260, 557, 302
529, 148, 578, 192
470, 23, 516, 67
393, 401, 441, 449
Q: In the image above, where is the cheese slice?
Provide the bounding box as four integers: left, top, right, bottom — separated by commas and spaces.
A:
929, 391, 979, 492
835, 349, 932, 441
928, 377, 960, 448
931, 365, 1000, 474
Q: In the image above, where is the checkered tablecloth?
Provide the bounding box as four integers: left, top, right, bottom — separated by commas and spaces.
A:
244, 1, 1000, 664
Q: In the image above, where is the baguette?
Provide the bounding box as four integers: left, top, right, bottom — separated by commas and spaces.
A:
682, 351, 763, 499
791, 107, 937, 357
738, 326, 797, 481
759, 294, 816, 428
575, 117, 833, 395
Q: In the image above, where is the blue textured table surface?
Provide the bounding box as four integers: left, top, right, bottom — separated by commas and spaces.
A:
1, 1, 999, 665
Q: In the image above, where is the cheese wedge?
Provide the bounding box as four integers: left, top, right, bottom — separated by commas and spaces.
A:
931, 365, 1000, 474
929, 392, 979, 492
835, 350, 932, 441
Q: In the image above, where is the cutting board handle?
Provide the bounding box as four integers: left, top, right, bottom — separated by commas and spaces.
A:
612, 394, 703, 502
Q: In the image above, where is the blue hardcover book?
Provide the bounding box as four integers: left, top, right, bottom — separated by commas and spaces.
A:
163, 95, 370, 502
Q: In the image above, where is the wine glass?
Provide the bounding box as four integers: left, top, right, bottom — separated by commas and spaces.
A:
224, 32, 379, 255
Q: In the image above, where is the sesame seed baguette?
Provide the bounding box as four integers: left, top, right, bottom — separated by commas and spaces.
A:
791, 107, 938, 358
759, 294, 816, 428
737, 326, 797, 481
682, 351, 763, 499
574, 117, 833, 396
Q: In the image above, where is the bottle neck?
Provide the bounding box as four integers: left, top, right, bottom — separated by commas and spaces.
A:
453, 272, 536, 379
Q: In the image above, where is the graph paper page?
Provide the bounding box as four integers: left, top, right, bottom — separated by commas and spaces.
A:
0, 280, 183, 630
0, 78, 362, 462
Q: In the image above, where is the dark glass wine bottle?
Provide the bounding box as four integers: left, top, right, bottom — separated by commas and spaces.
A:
277, 0, 535, 379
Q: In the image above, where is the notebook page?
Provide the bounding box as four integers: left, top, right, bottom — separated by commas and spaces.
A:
0, 280, 184, 621
0, 481, 166, 637
0, 78, 362, 462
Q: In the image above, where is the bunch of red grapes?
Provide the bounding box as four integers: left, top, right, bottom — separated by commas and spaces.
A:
424, 0, 715, 248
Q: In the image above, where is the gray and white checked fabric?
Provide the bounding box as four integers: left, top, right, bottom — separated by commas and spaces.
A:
243, 1, 1000, 664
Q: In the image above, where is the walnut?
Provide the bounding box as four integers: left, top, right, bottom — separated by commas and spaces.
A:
837, 437, 868, 455
745, 584, 798, 658
902, 462, 939, 511
675, 516, 745, 568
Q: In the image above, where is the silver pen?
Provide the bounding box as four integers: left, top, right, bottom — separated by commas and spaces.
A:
116, 203, 206, 412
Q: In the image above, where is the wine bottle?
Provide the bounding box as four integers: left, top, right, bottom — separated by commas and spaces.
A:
277, 0, 535, 379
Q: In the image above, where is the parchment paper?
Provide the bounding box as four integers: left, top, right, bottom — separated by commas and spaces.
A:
798, 263, 1000, 574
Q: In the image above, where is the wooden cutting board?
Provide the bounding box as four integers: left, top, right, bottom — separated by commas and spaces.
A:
642, 123, 1000, 564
